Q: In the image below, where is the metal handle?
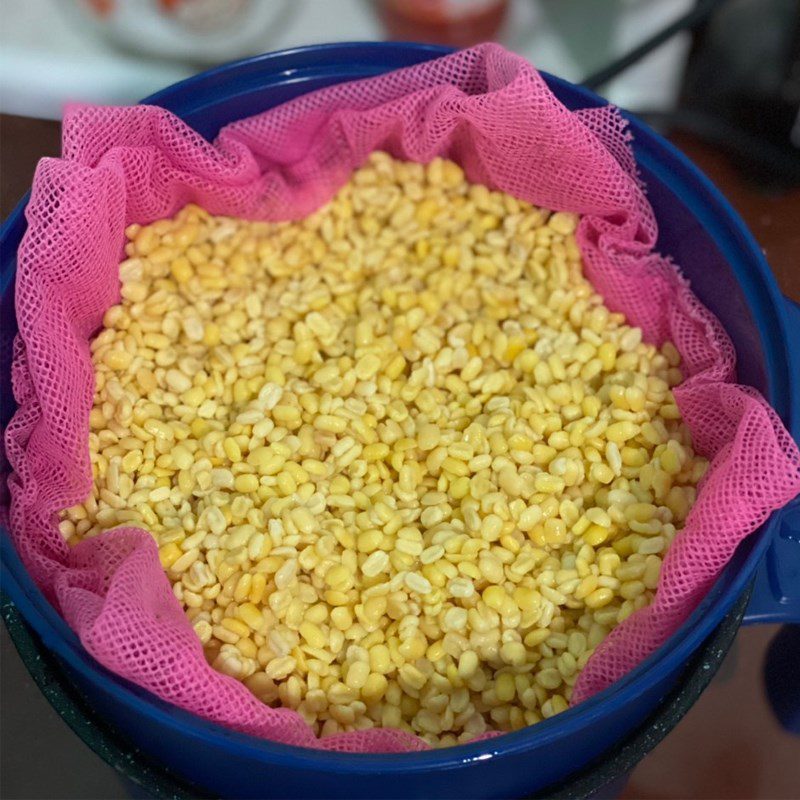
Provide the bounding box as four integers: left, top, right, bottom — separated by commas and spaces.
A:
742, 296, 800, 626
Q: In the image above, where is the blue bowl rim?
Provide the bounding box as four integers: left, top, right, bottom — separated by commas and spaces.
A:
1, 40, 797, 773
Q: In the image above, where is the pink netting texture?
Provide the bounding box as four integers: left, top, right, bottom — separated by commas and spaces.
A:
6, 44, 800, 751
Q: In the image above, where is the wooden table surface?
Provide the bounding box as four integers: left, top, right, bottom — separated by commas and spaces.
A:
1, 112, 798, 800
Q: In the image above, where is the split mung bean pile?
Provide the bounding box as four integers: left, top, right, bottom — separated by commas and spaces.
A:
62, 152, 706, 746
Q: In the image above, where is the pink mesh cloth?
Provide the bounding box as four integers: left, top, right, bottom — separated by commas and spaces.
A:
6, 44, 800, 751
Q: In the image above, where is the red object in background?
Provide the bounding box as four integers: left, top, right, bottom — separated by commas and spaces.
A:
375, 0, 509, 47
86, 0, 114, 15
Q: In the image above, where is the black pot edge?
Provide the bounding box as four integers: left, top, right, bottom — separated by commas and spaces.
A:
0, 592, 205, 800
1, 586, 750, 800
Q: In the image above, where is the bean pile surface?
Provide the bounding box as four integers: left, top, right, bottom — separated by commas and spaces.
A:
63, 153, 706, 746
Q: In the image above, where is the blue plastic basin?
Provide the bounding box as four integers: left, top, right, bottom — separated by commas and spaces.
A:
1, 42, 799, 799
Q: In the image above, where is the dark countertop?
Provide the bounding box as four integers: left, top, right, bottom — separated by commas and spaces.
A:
1, 112, 798, 800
